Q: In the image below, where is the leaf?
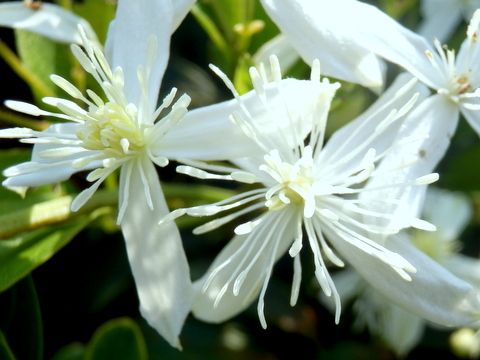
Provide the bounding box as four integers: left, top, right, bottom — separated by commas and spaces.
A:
0, 331, 16, 360
440, 144, 480, 192
0, 276, 42, 360
50, 343, 86, 360
71, 0, 116, 45
0, 217, 91, 293
14, 29, 71, 103
84, 318, 148, 360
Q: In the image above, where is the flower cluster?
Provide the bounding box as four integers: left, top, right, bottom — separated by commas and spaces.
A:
0, 0, 479, 356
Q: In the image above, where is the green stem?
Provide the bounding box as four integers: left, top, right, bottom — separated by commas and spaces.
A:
0, 183, 238, 239
191, 4, 231, 62
0, 38, 56, 100
0, 109, 49, 131
0, 190, 117, 239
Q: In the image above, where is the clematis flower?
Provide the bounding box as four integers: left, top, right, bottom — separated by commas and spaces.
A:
321, 187, 480, 357
260, 0, 480, 199
0, 1, 96, 44
0, 1, 336, 345
0, 0, 201, 348
418, 0, 480, 43
160, 56, 480, 329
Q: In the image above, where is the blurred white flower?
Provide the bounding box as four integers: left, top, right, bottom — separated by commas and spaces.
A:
321, 187, 480, 357
418, 0, 480, 43
0, 1, 97, 44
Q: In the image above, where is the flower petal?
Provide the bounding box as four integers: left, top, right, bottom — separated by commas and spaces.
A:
461, 106, 480, 138
417, 0, 462, 43
423, 187, 473, 242
192, 210, 298, 324
2, 123, 99, 188
360, 94, 459, 230
0, 2, 96, 44
105, 0, 174, 108
261, 0, 438, 89
119, 158, 193, 348
319, 73, 430, 175
159, 78, 334, 160
327, 230, 480, 327
260, 0, 386, 89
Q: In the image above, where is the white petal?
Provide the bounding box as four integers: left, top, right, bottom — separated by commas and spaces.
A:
444, 254, 480, 291
382, 302, 425, 357
252, 34, 300, 79
417, 0, 462, 43
360, 94, 459, 229
327, 230, 480, 327
423, 187, 473, 242
0, 2, 96, 44
260, 0, 385, 89
318, 73, 430, 176
105, 0, 177, 109
159, 78, 333, 160
192, 211, 297, 324
3, 123, 98, 187
171, 0, 195, 32
260, 0, 438, 89
119, 159, 193, 349
461, 106, 480, 138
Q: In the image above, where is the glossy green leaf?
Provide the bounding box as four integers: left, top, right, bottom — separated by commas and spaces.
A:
84, 318, 148, 360
0, 217, 91, 293
0, 276, 42, 360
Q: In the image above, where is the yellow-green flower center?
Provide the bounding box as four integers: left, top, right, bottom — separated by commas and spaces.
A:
76, 102, 145, 159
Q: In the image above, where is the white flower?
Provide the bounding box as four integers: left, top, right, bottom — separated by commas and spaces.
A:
418, 0, 480, 43
260, 0, 480, 205
0, 1, 336, 345
0, 1, 97, 44
259, 0, 388, 90
0, 0, 201, 348
321, 187, 480, 357
159, 56, 479, 329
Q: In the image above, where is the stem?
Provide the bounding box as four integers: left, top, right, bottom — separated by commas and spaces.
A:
0, 109, 49, 131
0, 190, 117, 239
191, 4, 231, 63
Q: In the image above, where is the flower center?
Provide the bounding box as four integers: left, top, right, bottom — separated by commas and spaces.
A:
76, 102, 145, 159
261, 147, 317, 217
448, 73, 473, 96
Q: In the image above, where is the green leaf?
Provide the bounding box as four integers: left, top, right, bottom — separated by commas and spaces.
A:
84, 318, 148, 360
440, 144, 480, 192
0, 331, 16, 360
0, 217, 91, 293
72, 0, 116, 45
14, 29, 71, 103
0, 276, 43, 360
50, 343, 86, 360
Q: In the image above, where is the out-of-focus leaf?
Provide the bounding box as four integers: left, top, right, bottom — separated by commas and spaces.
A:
72, 0, 116, 45
0, 217, 91, 292
14, 29, 71, 103
50, 343, 86, 360
0, 331, 16, 360
440, 144, 480, 192
0, 276, 42, 360
84, 318, 148, 360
